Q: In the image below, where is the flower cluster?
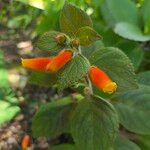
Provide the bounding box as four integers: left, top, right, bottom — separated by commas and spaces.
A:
22, 49, 117, 94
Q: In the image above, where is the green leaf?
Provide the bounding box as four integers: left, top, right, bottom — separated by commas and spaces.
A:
71, 96, 119, 150
0, 69, 9, 88
75, 26, 102, 46
0, 50, 9, 88
114, 22, 150, 41
0, 101, 20, 125
137, 135, 150, 150
60, 2, 92, 36
113, 135, 141, 150
36, 31, 65, 51
137, 71, 150, 86
101, 0, 139, 27
89, 47, 138, 92
141, 0, 150, 34
28, 71, 57, 87
32, 96, 75, 138
81, 41, 104, 59
114, 85, 150, 135
117, 41, 144, 70
49, 144, 77, 150
57, 54, 90, 90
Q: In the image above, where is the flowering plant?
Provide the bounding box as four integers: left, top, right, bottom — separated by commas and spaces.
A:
22, 2, 141, 150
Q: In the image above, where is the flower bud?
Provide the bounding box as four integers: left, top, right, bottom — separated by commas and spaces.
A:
21, 135, 30, 150
89, 66, 117, 94
22, 57, 52, 71
55, 33, 66, 44
72, 39, 80, 47
46, 50, 73, 73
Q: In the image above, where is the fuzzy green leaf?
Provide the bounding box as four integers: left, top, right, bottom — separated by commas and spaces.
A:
36, 31, 65, 51
114, 22, 150, 41
29, 71, 57, 87
75, 26, 102, 46
57, 54, 90, 90
114, 85, 150, 135
60, 2, 92, 37
32, 97, 74, 138
89, 47, 138, 92
71, 96, 119, 150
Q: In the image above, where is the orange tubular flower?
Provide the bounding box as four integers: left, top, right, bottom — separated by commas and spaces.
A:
22, 57, 52, 71
46, 50, 73, 73
21, 135, 30, 150
89, 66, 117, 94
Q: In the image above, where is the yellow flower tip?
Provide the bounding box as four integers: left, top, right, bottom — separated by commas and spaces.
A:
103, 82, 117, 94
21, 58, 26, 67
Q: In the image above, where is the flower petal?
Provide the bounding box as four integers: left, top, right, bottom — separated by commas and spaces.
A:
22, 57, 52, 71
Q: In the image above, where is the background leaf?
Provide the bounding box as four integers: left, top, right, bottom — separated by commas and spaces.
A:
75, 26, 102, 46
60, 2, 92, 36
0, 50, 20, 125
0, 101, 20, 125
137, 135, 150, 150
114, 22, 150, 41
141, 0, 150, 34
117, 41, 144, 71
101, 0, 139, 27
89, 47, 138, 92
114, 85, 150, 135
57, 54, 90, 90
49, 144, 76, 150
113, 135, 141, 150
137, 71, 150, 86
32, 96, 75, 138
71, 96, 119, 150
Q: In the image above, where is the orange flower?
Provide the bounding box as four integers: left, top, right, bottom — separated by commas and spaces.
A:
21, 135, 30, 150
21, 57, 52, 71
89, 66, 117, 94
46, 50, 73, 73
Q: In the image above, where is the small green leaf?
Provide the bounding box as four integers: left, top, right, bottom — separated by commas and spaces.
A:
36, 31, 65, 51
32, 96, 75, 138
28, 71, 57, 87
75, 26, 102, 46
0, 101, 20, 125
60, 2, 92, 36
114, 22, 150, 41
49, 144, 77, 150
89, 47, 138, 92
71, 96, 119, 150
142, 0, 150, 34
101, 0, 139, 27
57, 54, 90, 90
114, 85, 150, 135
137, 71, 150, 86
113, 135, 141, 150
